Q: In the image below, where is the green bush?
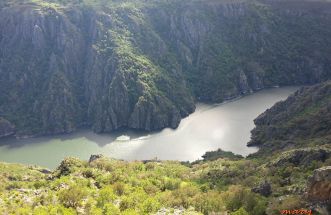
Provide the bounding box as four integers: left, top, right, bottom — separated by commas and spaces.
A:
232, 207, 249, 215
113, 182, 126, 196
103, 203, 120, 215
141, 198, 161, 214
97, 186, 116, 208
58, 185, 88, 208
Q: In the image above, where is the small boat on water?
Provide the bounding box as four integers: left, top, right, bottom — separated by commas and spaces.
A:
116, 135, 131, 141
133, 135, 151, 141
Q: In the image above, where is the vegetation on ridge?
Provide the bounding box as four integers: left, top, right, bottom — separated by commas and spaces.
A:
0, 143, 330, 215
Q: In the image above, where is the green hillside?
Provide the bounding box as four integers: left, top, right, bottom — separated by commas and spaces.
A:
1, 145, 330, 214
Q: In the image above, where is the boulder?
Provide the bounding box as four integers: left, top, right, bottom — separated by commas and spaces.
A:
307, 166, 331, 203
38, 169, 52, 174
89, 154, 104, 163
252, 180, 272, 197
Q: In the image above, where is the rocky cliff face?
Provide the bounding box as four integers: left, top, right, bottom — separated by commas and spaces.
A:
0, 5, 87, 135
1, 0, 331, 135
249, 81, 331, 155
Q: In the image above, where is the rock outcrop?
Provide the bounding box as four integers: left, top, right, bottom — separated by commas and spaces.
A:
0, 117, 15, 138
249, 81, 331, 155
307, 166, 331, 203
270, 146, 331, 167
89, 154, 104, 163
252, 181, 272, 197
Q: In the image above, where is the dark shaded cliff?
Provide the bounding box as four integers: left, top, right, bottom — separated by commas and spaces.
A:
1, 0, 331, 135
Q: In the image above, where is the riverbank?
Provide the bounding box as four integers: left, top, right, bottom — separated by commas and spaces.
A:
0, 87, 298, 169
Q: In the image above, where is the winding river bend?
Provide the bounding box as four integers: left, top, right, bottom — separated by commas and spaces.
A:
0, 87, 299, 169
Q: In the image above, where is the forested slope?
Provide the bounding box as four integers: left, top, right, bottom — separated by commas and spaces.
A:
1, 0, 331, 136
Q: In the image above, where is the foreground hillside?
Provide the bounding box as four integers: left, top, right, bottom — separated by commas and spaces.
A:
0, 149, 330, 215
1, 0, 331, 136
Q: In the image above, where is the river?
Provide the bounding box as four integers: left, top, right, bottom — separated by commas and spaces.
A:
0, 87, 299, 169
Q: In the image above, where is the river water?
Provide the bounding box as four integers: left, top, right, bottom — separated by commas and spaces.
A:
0, 87, 298, 169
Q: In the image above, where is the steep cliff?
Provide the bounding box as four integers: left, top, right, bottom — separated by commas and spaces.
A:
249, 81, 331, 155
1, 0, 331, 135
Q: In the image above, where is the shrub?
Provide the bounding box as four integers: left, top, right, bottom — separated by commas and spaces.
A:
141, 198, 161, 214
34, 180, 47, 189
232, 207, 249, 215
143, 183, 159, 195
103, 203, 120, 215
33, 205, 76, 215
82, 169, 95, 178
193, 191, 225, 215
58, 185, 88, 208
54, 157, 85, 177
120, 196, 136, 211
97, 186, 116, 208
121, 209, 140, 215
224, 186, 267, 215
169, 184, 200, 208
162, 177, 181, 191
267, 195, 304, 214
113, 182, 126, 196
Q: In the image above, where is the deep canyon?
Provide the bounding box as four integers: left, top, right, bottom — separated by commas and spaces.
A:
1, 0, 331, 137
0, 1, 331, 214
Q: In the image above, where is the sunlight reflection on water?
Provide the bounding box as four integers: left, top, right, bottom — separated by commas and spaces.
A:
0, 87, 299, 169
